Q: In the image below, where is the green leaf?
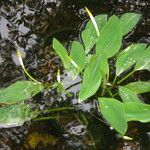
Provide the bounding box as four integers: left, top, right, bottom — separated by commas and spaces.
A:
116, 44, 147, 76
0, 104, 39, 128
79, 54, 108, 101
96, 15, 122, 58
0, 81, 44, 104
70, 41, 86, 71
120, 13, 141, 36
52, 38, 70, 69
81, 14, 108, 54
125, 102, 150, 123
135, 46, 150, 71
98, 98, 127, 135
119, 86, 141, 103
125, 81, 150, 94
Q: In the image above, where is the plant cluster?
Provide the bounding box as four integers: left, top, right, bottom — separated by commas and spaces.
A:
0, 11, 150, 137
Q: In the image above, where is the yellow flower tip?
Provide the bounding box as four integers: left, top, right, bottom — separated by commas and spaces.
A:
57, 69, 61, 83
84, 7, 100, 37
122, 136, 133, 140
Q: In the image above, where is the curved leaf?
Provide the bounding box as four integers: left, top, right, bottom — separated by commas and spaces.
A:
81, 14, 108, 54
96, 15, 122, 58
116, 44, 147, 76
135, 46, 150, 71
119, 86, 141, 103
125, 81, 150, 94
79, 54, 108, 101
125, 102, 150, 123
98, 98, 127, 135
120, 13, 141, 36
0, 81, 44, 104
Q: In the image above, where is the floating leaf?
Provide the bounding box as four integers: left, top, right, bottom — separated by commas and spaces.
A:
70, 41, 86, 71
0, 81, 44, 104
125, 81, 150, 94
81, 14, 107, 54
116, 44, 147, 76
53, 38, 70, 69
120, 13, 141, 36
98, 98, 127, 135
135, 46, 150, 71
0, 104, 39, 128
119, 86, 141, 103
96, 15, 122, 58
125, 102, 150, 123
79, 54, 108, 101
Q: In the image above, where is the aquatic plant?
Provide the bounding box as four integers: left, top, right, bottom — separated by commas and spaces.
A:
52, 11, 150, 136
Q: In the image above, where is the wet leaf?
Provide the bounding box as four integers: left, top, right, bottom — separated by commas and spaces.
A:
0, 81, 44, 104
79, 54, 108, 101
96, 15, 122, 58
98, 98, 127, 135
116, 44, 147, 76
125, 102, 150, 123
120, 13, 141, 36
70, 41, 86, 71
81, 14, 107, 54
0, 104, 39, 128
52, 38, 70, 69
125, 81, 150, 94
119, 86, 141, 103
135, 46, 150, 71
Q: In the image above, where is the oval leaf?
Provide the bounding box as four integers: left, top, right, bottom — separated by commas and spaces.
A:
135, 46, 150, 71
0, 104, 39, 128
96, 15, 122, 58
125, 81, 150, 94
82, 14, 108, 54
98, 98, 127, 135
120, 13, 141, 36
70, 41, 86, 71
125, 102, 150, 123
116, 44, 147, 76
0, 81, 44, 104
79, 54, 108, 101
119, 86, 141, 103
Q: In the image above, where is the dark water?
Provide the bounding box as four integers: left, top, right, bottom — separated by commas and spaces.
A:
0, 0, 150, 149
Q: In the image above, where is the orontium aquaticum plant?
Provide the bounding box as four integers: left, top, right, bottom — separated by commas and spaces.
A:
52, 9, 150, 136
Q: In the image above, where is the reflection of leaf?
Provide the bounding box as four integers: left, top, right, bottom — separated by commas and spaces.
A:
120, 13, 141, 36
125, 81, 150, 94
98, 98, 127, 135
116, 44, 147, 76
81, 14, 107, 54
135, 46, 150, 71
119, 86, 141, 103
96, 15, 122, 58
0, 104, 39, 128
79, 54, 108, 101
125, 102, 150, 123
0, 81, 44, 104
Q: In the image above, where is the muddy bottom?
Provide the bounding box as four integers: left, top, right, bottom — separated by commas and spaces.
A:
0, 0, 150, 149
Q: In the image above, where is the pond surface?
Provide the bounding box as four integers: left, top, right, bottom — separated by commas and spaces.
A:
0, 0, 150, 149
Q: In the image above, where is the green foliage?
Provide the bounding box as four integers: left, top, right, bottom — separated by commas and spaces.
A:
0, 81, 44, 104
96, 15, 122, 58
120, 13, 141, 36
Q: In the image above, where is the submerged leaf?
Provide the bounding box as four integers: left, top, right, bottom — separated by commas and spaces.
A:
0, 81, 44, 104
125, 102, 150, 123
125, 81, 150, 94
96, 15, 122, 58
135, 46, 150, 71
0, 104, 39, 128
116, 44, 147, 76
81, 14, 107, 54
120, 13, 141, 36
119, 86, 141, 103
79, 54, 108, 101
98, 98, 127, 135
